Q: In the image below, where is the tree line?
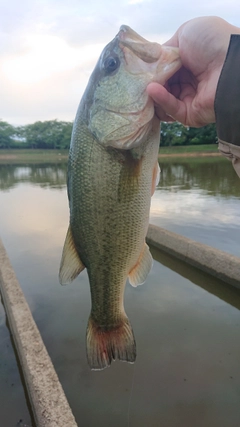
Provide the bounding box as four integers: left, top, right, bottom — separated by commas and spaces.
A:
0, 119, 217, 149
0, 120, 73, 149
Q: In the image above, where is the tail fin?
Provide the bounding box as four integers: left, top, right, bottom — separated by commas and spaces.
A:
86, 316, 136, 370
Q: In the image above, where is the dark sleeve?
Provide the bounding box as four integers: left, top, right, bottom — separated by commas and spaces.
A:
214, 34, 240, 146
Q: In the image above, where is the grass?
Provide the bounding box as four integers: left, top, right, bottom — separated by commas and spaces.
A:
0, 145, 219, 164
0, 149, 69, 163
159, 144, 219, 155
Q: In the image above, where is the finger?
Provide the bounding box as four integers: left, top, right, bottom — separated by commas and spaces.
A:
162, 20, 190, 48
155, 105, 176, 122
147, 82, 187, 124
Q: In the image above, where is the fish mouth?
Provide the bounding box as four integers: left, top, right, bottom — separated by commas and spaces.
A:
117, 25, 182, 85
118, 25, 162, 63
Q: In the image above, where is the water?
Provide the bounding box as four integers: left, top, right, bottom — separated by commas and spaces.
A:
0, 157, 240, 427
0, 302, 34, 426
153, 157, 240, 257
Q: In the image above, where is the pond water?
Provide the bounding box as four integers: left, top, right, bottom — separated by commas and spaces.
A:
0, 156, 240, 427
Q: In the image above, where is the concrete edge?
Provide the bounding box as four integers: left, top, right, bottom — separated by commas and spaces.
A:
0, 239, 77, 427
147, 224, 240, 290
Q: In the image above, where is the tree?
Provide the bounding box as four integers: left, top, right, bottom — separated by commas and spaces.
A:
23, 120, 73, 149
160, 122, 188, 146
160, 122, 217, 146
0, 120, 16, 148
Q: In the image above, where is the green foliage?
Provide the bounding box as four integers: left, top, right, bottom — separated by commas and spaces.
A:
22, 120, 73, 149
0, 119, 216, 149
160, 122, 217, 146
0, 119, 73, 149
0, 120, 18, 148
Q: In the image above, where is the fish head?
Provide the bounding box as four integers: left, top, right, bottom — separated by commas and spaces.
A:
83, 25, 181, 150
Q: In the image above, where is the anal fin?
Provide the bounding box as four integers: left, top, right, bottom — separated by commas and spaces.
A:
128, 243, 153, 287
59, 225, 85, 285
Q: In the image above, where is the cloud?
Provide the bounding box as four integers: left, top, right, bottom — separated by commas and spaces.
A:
2, 34, 104, 85
128, 0, 151, 5
1, 0, 240, 124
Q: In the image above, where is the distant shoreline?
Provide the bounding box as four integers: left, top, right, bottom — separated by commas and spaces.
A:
0, 150, 68, 163
0, 145, 220, 163
159, 152, 221, 158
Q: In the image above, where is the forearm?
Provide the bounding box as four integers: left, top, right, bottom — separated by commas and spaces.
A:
215, 34, 240, 177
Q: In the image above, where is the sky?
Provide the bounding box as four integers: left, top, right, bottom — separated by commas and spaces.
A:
1, 0, 240, 126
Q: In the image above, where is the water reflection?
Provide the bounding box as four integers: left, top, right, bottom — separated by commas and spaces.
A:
159, 157, 240, 197
0, 163, 67, 191
150, 246, 240, 311
150, 158, 240, 257
0, 295, 33, 426
0, 157, 239, 196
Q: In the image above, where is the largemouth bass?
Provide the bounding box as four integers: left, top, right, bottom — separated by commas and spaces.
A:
59, 26, 181, 370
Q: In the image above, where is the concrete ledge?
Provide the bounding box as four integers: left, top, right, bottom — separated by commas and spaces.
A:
0, 239, 77, 427
147, 224, 240, 290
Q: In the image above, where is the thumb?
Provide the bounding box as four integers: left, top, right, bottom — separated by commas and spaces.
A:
162, 30, 180, 48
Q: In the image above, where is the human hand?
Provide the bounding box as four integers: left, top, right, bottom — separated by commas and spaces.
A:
147, 16, 240, 127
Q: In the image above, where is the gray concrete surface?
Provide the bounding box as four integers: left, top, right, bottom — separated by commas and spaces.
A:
0, 239, 77, 427
147, 224, 240, 289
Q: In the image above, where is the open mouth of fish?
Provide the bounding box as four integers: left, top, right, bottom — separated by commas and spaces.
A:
119, 25, 164, 63
118, 25, 181, 84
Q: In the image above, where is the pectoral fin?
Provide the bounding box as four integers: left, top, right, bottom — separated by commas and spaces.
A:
128, 243, 153, 287
59, 225, 85, 285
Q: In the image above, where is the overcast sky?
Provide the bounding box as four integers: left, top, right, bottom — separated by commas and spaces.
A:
1, 0, 240, 125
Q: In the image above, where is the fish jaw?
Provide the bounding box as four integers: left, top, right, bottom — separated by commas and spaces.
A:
118, 25, 163, 63
118, 25, 182, 85
155, 45, 182, 84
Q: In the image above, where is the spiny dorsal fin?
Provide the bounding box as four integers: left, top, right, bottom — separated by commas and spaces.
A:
59, 225, 85, 285
128, 243, 153, 287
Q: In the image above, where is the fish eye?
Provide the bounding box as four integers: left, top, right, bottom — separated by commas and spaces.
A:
103, 56, 120, 74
